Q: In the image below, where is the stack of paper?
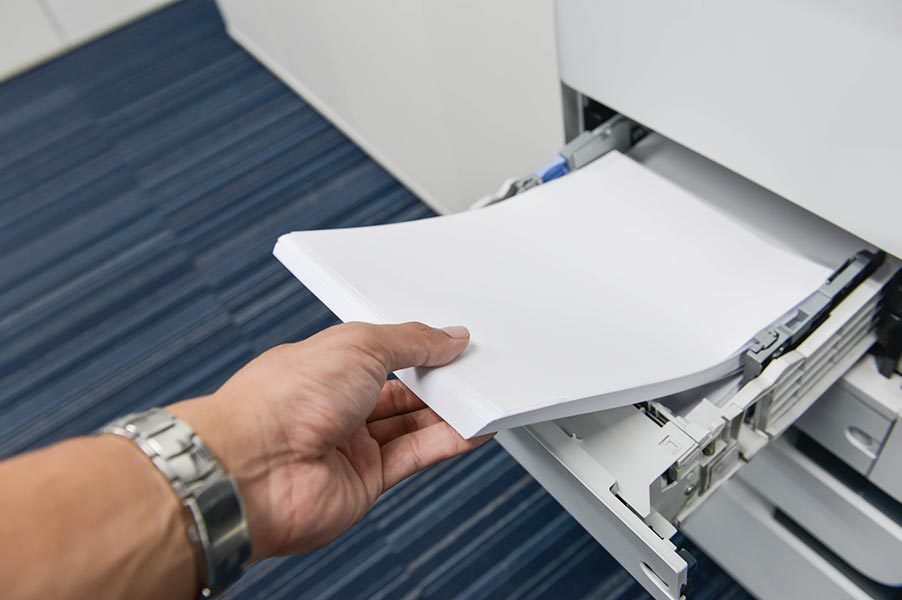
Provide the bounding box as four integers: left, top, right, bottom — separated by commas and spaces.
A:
274, 151, 831, 438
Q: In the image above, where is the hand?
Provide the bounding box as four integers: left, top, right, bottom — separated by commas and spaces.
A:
169, 322, 489, 561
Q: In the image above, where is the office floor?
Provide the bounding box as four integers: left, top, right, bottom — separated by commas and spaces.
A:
0, 1, 751, 598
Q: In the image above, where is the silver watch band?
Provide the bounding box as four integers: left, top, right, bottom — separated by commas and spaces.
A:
101, 408, 251, 598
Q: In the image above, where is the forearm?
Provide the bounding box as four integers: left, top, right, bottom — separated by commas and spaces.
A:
0, 321, 482, 597
0, 435, 197, 600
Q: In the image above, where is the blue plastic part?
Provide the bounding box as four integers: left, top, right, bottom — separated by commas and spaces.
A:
537, 154, 569, 183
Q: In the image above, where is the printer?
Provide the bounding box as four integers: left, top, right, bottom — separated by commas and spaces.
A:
487, 3, 902, 598
216, 0, 901, 597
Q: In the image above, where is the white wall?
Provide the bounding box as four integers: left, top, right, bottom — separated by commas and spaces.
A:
0, 0, 177, 81
216, 0, 565, 214
0, 0, 63, 78
44, 0, 175, 41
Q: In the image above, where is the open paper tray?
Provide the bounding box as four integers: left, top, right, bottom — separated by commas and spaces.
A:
490, 136, 896, 600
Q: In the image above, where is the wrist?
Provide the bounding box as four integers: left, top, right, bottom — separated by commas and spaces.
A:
101, 408, 252, 592
167, 394, 273, 561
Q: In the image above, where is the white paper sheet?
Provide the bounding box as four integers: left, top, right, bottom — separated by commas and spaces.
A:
274, 151, 832, 438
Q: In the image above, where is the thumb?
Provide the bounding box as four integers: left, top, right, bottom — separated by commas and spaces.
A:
343, 321, 470, 373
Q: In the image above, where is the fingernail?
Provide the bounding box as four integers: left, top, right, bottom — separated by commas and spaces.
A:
441, 326, 470, 339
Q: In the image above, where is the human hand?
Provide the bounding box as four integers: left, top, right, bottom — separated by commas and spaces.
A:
169, 322, 489, 561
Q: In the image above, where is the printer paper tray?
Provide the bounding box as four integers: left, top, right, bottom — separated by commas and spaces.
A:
493, 136, 898, 600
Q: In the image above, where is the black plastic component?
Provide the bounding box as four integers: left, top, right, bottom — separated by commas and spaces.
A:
678, 548, 697, 598
874, 268, 902, 377
582, 97, 618, 131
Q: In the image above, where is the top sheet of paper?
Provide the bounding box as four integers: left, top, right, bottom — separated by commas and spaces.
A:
274, 151, 832, 438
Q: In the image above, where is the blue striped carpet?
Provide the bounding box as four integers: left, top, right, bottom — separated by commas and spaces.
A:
0, 1, 749, 598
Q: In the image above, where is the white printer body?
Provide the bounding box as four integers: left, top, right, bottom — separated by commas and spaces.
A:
216, 1, 901, 597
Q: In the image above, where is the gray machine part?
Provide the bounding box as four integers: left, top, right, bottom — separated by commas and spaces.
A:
741, 250, 885, 385
558, 114, 644, 170
471, 114, 647, 209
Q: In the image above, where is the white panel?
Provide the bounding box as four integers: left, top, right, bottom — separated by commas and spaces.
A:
796, 354, 900, 476
557, 0, 902, 258
797, 382, 892, 475
0, 0, 64, 79
44, 0, 175, 43
683, 478, 880, 600
215, 0, 565, 214
738, 437, 902, 586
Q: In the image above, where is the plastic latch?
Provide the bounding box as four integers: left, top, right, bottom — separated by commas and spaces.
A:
536, 155, 569, 183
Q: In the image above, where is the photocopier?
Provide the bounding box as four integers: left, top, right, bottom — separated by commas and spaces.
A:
482, 2, 902, 598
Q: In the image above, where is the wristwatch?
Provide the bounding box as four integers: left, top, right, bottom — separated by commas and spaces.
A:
100, 408, 252, 598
